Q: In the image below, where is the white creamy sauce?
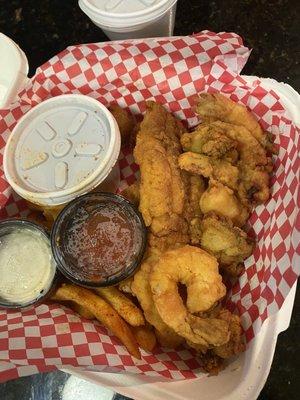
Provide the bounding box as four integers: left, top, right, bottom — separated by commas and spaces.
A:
0, 228, 55, 304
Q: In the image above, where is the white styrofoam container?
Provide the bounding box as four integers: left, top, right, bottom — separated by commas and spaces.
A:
0, 34, 298, 399
0, 32, 29, 108
61, 76, 299, 400
61, 282, 297, 400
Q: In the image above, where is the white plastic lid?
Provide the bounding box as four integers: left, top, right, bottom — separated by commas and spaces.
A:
4, 94, 121, 206
79, 0, 177, 28
0, 33, 29, 108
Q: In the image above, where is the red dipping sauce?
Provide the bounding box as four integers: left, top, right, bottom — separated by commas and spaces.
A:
51, 193, 146, 286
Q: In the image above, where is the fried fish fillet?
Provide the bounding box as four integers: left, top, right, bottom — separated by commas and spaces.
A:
134, 101, 188, 237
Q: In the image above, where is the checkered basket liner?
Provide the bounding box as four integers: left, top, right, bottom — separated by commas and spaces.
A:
0, 31, 299, 382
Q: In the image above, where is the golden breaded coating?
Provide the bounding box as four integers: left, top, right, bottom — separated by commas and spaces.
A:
200, 182, 249, 227
134, 101, 187, 237
178, 152, 239, 190
181, 121, 271, 205
109, 104, 135, 144
121, 181, 140, 206
213, 309, 245, 359
132, 259, 184, 349
181, 125, 238, 160
150, 245, 229, 347
196, 93, 267, 147
199, 214, 254, 276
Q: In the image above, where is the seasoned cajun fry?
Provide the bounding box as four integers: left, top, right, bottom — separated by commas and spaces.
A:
52, 284, 141, 359
71, 303, 95, 320
132, 325, 157, 353
95, 286, 145, 327
54, 300, 95, 320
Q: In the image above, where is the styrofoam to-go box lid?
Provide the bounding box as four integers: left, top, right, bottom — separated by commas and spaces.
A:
0, 32, 29, 108
3, 94, 121, 206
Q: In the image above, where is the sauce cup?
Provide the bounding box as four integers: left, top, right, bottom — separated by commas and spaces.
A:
0, 219, 58, 309
51, 192, 147, 287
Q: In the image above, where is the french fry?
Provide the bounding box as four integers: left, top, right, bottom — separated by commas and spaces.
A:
52, 284, 141, 359
95, 286, 145, 327
132, 325, 157, 353
52, 300, 94, 320
71, 303, 95, 320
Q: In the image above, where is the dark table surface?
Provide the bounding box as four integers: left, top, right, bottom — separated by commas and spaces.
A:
0, 1, 299, 399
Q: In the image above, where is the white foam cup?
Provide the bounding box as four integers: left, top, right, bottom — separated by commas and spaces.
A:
3, 94, 121, 207
78, 0, 178, 40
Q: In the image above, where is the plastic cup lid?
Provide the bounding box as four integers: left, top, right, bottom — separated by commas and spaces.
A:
88, 0, 168, 14
79, 0, 177, 27
3, 94, 121, 206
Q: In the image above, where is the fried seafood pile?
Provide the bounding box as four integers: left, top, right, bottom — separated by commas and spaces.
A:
32, 97, 272, 375
120, 96, 272, 373
178, 93, 273, 276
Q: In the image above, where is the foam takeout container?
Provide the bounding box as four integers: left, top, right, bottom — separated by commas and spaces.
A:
0, 32, 299, 399
59, 77, 299, 400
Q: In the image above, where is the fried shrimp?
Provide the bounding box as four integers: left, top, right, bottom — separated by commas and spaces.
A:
150, 246, 229, 346
196, 93, 267, 147
132, 259, 184, 348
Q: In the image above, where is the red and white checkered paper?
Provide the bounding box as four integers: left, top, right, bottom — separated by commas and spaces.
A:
0, 31, 299, 383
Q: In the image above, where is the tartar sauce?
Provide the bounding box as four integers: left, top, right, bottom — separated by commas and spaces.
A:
0, 228, 56, 305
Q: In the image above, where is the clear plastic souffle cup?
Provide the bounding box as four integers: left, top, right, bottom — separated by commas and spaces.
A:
78, 0, 178, 40
3, 94, 121, 210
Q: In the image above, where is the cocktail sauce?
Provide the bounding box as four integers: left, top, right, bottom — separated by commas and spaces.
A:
51, 192, 146, 287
